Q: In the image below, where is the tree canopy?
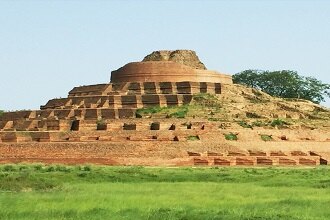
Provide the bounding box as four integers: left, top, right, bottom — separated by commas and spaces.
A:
233, 70, 330, 104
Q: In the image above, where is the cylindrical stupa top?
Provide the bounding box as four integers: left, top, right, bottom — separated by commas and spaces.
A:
110, 50, 233, 84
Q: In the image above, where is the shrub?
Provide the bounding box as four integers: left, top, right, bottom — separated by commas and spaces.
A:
45, 166, 55, 172
238, 121, 252, 129
260, 134, 273, 141
83, 166, 92, 171
187, 135, 200, 141
246, 112, 261, 118
33, 164, 43, 171
96, 119, 107, 130
3, 165, 16, 172
77, 172, 88, 177
19, 166, 29, 171
218, 123, 230, 129
252, 120, 265, 127
55, 165, 71, 172
224, 133, 238, 141
270, 119, 289, 127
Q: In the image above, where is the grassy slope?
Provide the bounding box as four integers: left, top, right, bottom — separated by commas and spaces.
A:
136, 89, 330, 129
0, 165, 330, 220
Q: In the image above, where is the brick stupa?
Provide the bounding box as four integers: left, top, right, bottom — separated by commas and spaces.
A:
0, 50, 328, 166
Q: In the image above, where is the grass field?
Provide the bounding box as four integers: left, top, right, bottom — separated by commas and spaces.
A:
0, 165, 330, 220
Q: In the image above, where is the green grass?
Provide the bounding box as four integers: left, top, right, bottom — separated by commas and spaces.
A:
136, 105, 189, 118
0, 165, 330, 219
135, 93, 224, 119
136, 106, 164, 115
192, 93, 222, 108
167, 105, 188, 118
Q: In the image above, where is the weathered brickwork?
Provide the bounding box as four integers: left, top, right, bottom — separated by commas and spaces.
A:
1, 50, 329, 166
110, 61, 233, 84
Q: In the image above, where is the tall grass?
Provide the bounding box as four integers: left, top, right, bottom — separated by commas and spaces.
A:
0, 165, 329, 220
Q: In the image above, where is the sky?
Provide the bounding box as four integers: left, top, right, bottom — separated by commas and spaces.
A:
0, 0, 329, 111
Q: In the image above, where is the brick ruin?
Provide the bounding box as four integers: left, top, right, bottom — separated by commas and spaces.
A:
0, 50, 329, 166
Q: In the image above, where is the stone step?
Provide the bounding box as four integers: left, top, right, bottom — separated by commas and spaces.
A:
187, 156, 323, 166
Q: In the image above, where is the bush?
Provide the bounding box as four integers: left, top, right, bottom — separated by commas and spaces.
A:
19, 166, 29, 171
224, 133, 238, 141
77, 172, 88, 177
3, 165, 16, 172
96, 119, 107, 130
260, 134, 273, 141
252, 120, 265, 127
83, 166, 92, 171
55, 165, 71, 172
238, 121, 252, 129
45, 166, 55, 172
186, 135, 200, 141
33, 164, 43, 171
270, 119, 289, 128
246, 112, 261, 118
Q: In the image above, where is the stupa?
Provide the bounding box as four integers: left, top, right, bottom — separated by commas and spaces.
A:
0, 50, 329, 166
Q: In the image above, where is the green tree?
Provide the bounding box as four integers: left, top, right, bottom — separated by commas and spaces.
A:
233, 70, 330, 104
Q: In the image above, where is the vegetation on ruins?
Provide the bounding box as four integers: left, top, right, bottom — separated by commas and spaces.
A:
186, 135, 200, 141
224, 132, 238, 141
245, 112, 262, 118
237, 120, 292, 130
251, 120, 266, 127
270, 118, 290, 128
135, 106, 164, 116
167, 105, 188, 118
0, 164, 330, 220
192, 93, 221, 108
238, 121, 253, 129
208, 117, 224, 122
135, 93, 224, 119
96, 118, 107, 130
233, 70, 330, 104
260, 134, 273, 141
0, 110, 3, 117
136, 105, 189, 118
16, 131, 32, 137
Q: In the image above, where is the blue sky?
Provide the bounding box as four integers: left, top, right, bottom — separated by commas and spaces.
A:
0, 0, 329, 110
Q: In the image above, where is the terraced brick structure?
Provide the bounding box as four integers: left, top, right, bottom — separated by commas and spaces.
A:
0, 50, 329, 166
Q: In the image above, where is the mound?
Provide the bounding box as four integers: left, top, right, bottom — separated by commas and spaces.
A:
142, 50, 207, 70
